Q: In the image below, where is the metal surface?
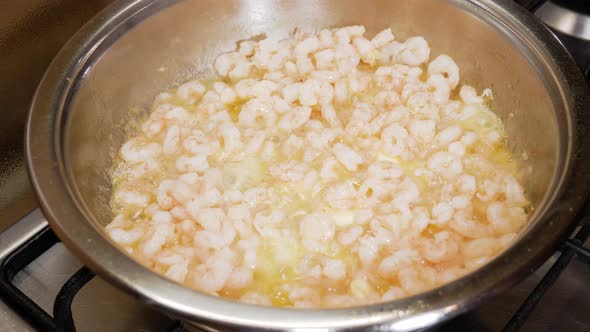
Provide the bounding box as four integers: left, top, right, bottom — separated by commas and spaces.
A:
24, 0, 590, 330
536, 1, 590, 41
0, 0, 114, 232
12, 241, 82, 315
0, 302, 35, 332
0, 210, 47, 261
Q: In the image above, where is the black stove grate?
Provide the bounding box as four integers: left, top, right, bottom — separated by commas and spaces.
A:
53, 267, 96, 332
502, 222, 590, 332
0, 227, 59, 331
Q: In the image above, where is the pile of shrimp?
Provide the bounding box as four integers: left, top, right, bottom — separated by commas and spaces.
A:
107, 25, 529, 308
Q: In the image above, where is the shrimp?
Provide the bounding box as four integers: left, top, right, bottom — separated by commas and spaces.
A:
353, 37, 377, 65
377, 249, 420, 277
219, 122, 241, 153
381, 123, 410, 158
432, 202, 454, 225
324, 181, 357, 209
371, 28, 395, 48
235, 79, 278, 99
367, 161, 403, 181
294, 36, 321, 58
177, 80, 206, 103
427, 151, 463, 178
427, 74, 451, 104
191, 248, 235, 293
108, 226, 144, 245
420, 231, 460, 263
314, 49, 336, 69
278, 106, 312, 131
323, 259, 347, 280
176, 154, 209, 173
333, 143, 364, 172
238, 98, 277, 127
428, 55, 460, 89
449, 213, 493, 238
162, 126, 180, 155
408, 119, 436, 142
338, 225, 364, 246
120, 140, 161, 163
299, 213, 335, 252
334, 25, 366, 44
107, 24, 529, 308
398, 36, 430, 66
486, 202, 527, 234
214, 52, 252, 81
114, 190, 151, 208
139, 221, 174, 259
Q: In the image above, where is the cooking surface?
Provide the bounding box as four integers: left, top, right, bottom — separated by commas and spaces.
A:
1, 1, 590, 331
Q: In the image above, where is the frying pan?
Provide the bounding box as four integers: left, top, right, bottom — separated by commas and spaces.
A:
26, 0, 590, 330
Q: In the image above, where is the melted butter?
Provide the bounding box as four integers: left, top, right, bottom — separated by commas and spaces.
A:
472, 198, 489, 223
487, 145, 515, 173
228, 99, 247, 122
377, 153, 426, 175
253, 239, 301, 306
458, 106, 504, 134
443, 102, 515, 180
275, 184, 314, 215
222, 155, 269, 189
334, 162, 352, 179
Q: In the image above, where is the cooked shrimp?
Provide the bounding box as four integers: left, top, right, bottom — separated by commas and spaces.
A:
107, 24, 529, 308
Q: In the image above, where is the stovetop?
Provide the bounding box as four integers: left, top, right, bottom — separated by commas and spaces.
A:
1, 1, 590, 331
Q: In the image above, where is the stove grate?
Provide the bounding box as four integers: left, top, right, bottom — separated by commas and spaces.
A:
0, 227, 58, 331
502, 223, 590, 332
53, 267, 95, 332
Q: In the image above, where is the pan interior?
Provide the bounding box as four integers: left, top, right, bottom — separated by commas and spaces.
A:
64, 0, 559, 277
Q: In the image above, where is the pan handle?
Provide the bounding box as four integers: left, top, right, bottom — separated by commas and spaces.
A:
0, 209, 48, 261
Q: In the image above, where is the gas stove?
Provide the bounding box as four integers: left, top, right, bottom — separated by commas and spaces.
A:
1, 1, 590, 331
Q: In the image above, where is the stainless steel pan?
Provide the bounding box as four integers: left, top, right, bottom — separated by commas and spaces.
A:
25, 0, 590, 330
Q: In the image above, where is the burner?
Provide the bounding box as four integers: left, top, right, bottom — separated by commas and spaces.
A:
536, 1, 590, 41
